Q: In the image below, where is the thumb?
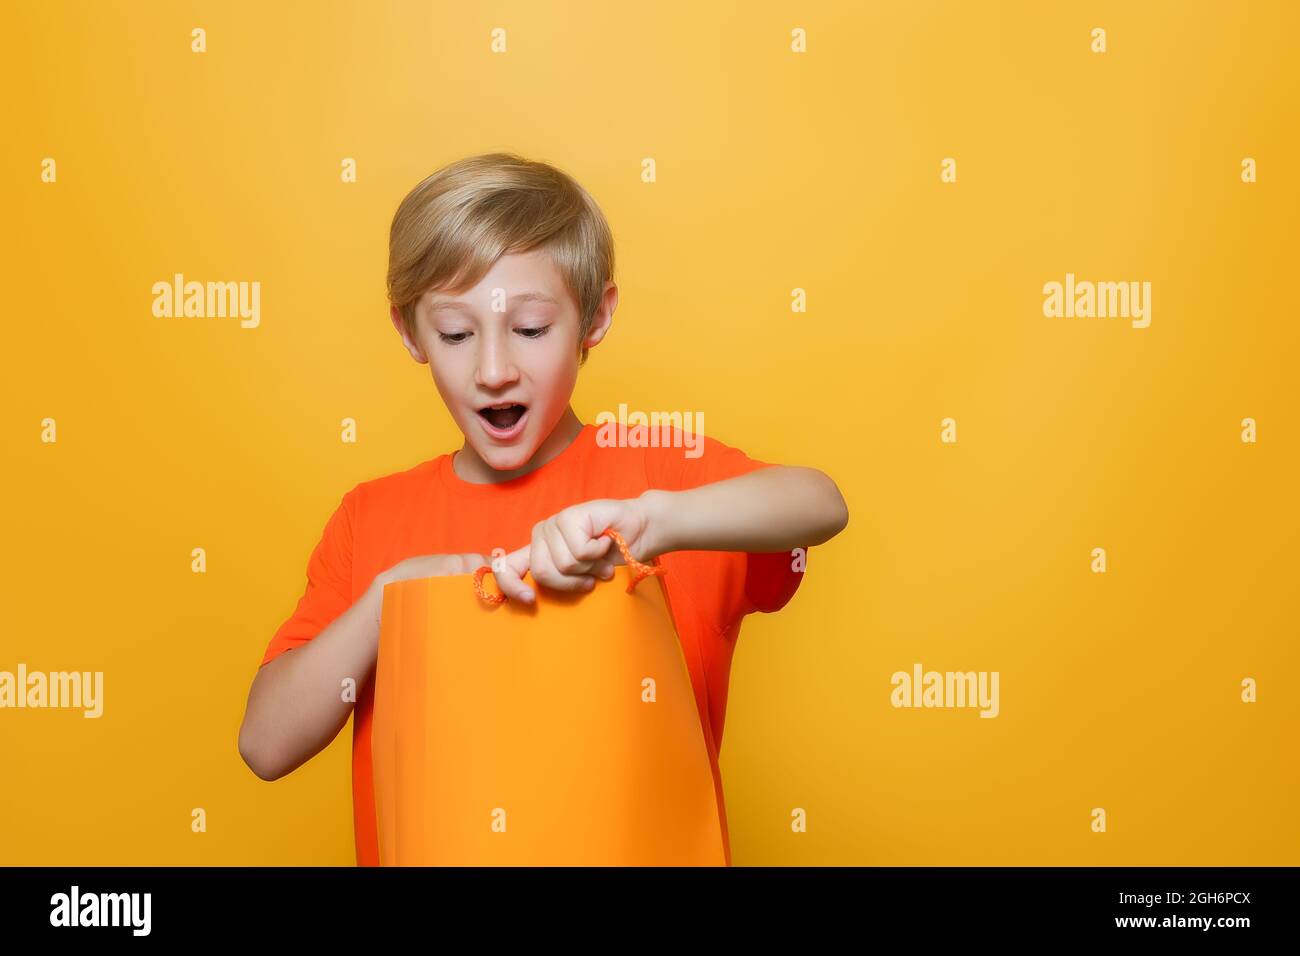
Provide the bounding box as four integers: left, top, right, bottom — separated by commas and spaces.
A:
596, 530, 626, 566
581, 528, 617, 563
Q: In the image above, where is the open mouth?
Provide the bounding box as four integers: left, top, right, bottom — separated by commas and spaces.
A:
476, 402, 528, 434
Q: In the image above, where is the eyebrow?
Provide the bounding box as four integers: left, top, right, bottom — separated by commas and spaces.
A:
427, 291, 560, 313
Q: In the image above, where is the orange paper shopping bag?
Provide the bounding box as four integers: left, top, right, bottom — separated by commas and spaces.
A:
370, 531, 727, 866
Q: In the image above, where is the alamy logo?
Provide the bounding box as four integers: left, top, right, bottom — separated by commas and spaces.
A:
1042, 272, 1151, 328
890, 663, 1000, 718
49, 885, 150, 936
152, 273, 261, 328
595, 404, 704, 458
0, 664, 103, 717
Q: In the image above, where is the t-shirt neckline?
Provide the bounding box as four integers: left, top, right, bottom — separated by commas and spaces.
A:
436, 423, 596, 499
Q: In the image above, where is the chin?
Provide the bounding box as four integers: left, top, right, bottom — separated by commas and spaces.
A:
479, 441, 534, 471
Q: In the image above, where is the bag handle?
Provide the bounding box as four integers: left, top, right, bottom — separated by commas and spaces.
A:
472, 528, 665, 605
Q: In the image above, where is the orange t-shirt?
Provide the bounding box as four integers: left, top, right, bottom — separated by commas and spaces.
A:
260, 423, 806, 866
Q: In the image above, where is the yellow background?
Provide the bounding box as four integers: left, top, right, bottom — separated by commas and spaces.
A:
2, 0, 1295, 865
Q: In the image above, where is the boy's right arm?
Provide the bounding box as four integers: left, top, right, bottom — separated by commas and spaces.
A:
238, 553, 489, 781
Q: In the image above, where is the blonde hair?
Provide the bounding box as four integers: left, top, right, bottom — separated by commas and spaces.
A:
387, 152, 615, 367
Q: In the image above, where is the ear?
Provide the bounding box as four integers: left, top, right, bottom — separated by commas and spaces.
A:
391, 304, 428, 363
582, 281, 618, 351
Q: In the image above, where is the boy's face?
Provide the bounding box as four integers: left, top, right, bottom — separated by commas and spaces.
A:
392, 249, 614, 476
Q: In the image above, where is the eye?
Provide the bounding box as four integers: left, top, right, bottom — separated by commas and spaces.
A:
438, 331, 470, 344
516, 325, 552, 339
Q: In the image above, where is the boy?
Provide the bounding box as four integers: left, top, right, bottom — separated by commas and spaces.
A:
238, 152, 849, 866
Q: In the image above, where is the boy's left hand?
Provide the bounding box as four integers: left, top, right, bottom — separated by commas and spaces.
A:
489, 496, 659, 605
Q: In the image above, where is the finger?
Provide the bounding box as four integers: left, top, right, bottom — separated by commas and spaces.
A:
561, 509, 615, 564
548, 520, 608, 580
487, 557, 534, 604
501, 545, 530, 578
543, 519, 589, 576
501, 546, 537, 602
532, 524, 594, 593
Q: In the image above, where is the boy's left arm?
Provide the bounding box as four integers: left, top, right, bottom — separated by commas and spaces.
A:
637, 465, 849, 560
491, 465, 848, 606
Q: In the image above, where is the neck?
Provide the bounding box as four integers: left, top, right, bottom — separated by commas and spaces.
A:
453, 406, 585, 484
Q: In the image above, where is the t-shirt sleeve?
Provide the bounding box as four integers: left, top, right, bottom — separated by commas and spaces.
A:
260, 487, 358, 667
642, 430, 806, 633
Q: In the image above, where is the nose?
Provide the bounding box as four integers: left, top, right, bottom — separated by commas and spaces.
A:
473, 327, 520, 390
